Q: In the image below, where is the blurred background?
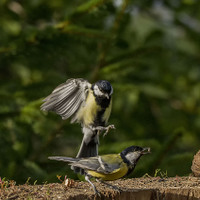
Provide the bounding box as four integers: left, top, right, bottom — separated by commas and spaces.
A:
1, 0, 200, 184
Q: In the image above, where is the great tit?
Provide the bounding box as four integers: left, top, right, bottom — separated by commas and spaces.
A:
48, 145, 150, 195
41, 78, 114, 159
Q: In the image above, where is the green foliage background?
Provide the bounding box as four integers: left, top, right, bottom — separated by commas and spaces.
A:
1, 0, 200, 184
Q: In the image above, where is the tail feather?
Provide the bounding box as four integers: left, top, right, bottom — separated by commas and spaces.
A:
76, 136, 98, 158
48, 156, 79, 163
73, 127, 99, 174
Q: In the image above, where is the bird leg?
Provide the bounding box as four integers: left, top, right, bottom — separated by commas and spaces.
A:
85, 175, 101, 196
90, 124, 115, 137
96, 179, 122, 193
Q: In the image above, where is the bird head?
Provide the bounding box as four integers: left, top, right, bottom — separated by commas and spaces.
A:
121, 146, 151, 166
92, 80, 113, 99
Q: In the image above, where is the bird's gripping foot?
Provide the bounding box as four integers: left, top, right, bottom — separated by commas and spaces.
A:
96, 179, 122, 193
85, 175, 101, 197
91, 124, 115, 137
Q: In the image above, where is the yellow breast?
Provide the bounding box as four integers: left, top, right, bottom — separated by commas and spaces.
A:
87, 162, 128, 181
76, 90, 101, 126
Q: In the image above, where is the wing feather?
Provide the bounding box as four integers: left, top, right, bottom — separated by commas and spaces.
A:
43, 79, 75, 101
47, 89, 77, 113
48, 156, 79, 163
60, 89, 84, 119
41, 78, 91, 121
55, 89, 79, 112
70, 157, 100, 171
42, 85, 78, 111
70, 154, 123, 174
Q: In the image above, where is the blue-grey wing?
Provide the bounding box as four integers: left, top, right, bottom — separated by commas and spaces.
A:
70, 155, 122, 174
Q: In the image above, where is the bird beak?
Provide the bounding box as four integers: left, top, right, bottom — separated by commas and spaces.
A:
141, 147, 151, 154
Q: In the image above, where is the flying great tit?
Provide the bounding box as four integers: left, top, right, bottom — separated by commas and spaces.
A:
48, 145, 150, 195
41, 78, 114, 159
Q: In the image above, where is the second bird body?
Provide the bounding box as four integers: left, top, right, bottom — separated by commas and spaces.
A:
86, 154, 128, 181
49, 145, 151, 194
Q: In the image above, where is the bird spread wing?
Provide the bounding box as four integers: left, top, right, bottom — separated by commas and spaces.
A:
41, 78, 91, 121
70, 154, 123, 174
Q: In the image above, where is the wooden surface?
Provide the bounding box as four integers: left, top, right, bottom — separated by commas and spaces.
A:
1, 177, 200, 200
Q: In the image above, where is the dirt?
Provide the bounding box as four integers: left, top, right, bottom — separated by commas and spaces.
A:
1, 176, 200, 200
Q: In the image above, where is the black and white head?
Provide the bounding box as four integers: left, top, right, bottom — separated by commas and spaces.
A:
92, 80, 113, 99
120, 146, 150, 166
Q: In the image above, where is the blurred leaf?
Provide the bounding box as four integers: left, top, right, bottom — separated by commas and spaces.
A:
59, 25, 111, 39
1, 0, 200, 184
138, 84, 169, 99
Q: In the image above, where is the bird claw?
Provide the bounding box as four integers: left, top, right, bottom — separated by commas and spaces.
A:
94, 190, 101, 197
111, 186, 122, 193
96, 179, 122, 194
103, 124, 115, 137
91, 124, 115, 137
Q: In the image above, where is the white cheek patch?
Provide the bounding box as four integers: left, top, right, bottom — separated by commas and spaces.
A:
93, 85, 104, 96
125, 152, 139, 164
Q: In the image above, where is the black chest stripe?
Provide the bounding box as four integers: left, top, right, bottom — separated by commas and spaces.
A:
93, 109, 106, 126
92, 93, 111, 126
95, 95, 111, 108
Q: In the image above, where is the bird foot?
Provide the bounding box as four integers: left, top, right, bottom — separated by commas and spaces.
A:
107, 184, 122, 193
91, 125, 115, 137
94, 189, 101, 197
96, 179, 122, 193
103, 124, 115, 137
85, 175, 101, 197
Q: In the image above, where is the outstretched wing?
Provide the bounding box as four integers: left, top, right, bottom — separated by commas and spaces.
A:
41, 78, 91, 121
70, 154, 123, 174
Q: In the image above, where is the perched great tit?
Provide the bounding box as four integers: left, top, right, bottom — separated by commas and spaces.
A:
41, 78, 114, 158
48, 146, 150, 195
